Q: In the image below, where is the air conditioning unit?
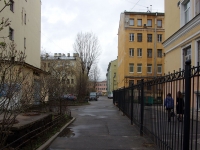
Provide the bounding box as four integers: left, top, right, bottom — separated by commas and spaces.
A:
185, 54, 191, 61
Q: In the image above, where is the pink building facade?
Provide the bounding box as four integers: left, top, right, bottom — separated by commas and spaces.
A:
95, 80, 107, 95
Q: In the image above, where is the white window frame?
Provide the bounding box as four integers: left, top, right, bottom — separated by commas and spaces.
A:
157, 64, 162, 74
195, 0, 200, 16
147, 64, 152, 73
137, 19, 142, 26
157, 20, 162, 28
147, 49, 152, 58
129, 63, 134, 73
129, 48, 134, 57
130, 33, 134, 41
137, 64, 142, 73
147, 19, 152, 26
181, 43, 192, 69
137, 48, 142, 57
129, 19, 134, 26
157, 34, 162, 42
180, 0, 191, 27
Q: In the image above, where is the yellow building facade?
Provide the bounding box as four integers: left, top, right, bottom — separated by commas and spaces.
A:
164, 0, 200, 72
118, 12, 165, 88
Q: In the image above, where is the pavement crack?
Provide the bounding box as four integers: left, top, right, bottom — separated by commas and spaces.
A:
105, 124, 110, 135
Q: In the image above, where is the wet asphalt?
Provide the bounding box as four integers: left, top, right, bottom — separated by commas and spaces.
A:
47, 96, 155, 150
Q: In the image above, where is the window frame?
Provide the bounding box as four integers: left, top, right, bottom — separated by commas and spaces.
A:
137, 48, 142, 57
182, 45, 191, 68
195, 0, 200, 15
24, 13, 26, 24
147, 19, 152, 26
129, 63, 134, 73
157, 20, 162, 28
129, 48, 134, 57
24, 37, 26, 49
147, 49, 152, 58
137, 64, 142, 73
9, 27, 14, 41
147, 34, 152, 42
157, 34, 162, 42
129, 19, 134, 26
157, 64, 162, 74
157, 49, 162, 58
147, 64, 152, 73
10, 0, 14, 12
137, 33, 142, 42
129, 33, 134, 41
137, 19, 142, 26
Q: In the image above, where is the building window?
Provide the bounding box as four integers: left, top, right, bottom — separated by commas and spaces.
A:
195, 0, 200, 15
147, 49, 152, 58
24, 13, 26, 24
129, 63, 134, 73
147, 34, 152, 42
137, 33, 142, 42
9, 27, 14, 40
183, 46, 191, 66
130, 33, 134, 41
137, 64, 142, 73
129, 48, 134, 57
10, 0, 14, 12
129, 80, 134, 87
147, 19, 152, 26
67, 79, 70, 84
71, 79, 74, 84
137, 48, 142, 57
184, 1, 190, 24
129, 19, 134, 26
157, 20, 162, 28
157, 34, 162, 42
157, 64, 162, 74
147, 64, 152, 73
137, 19, 142, 26
24, 38, 26, 49
157, 49, 162, 58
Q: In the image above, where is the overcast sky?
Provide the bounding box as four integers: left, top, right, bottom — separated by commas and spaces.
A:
41, 0, 164, 81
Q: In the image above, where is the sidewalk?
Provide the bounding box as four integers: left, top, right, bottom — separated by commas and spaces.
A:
46, 96, 156, 150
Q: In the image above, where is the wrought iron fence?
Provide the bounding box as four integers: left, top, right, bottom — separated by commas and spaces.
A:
113, 61, 200, 150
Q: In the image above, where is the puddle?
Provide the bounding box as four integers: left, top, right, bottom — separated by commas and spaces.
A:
58, 128, 75, 138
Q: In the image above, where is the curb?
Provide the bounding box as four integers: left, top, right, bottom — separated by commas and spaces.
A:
37, 117, 76, 150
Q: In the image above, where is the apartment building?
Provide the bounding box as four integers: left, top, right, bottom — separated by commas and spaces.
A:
163, 0, 200, 72
95, 80, 107, 95
117, 11, 165, 88
0, 1, 44, 104
106, 59, 118, 95
41, 53, 80, 93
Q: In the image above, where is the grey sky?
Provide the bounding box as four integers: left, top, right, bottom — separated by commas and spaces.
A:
41, 0, 164, 81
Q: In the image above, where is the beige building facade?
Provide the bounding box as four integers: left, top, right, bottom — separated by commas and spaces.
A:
164, 0, 200, 72
0, 0, 41, 68
95, 80, 107, 95
118, 11, 165, 88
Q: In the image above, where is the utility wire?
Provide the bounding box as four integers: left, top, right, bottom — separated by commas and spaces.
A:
130, 0, 142, 11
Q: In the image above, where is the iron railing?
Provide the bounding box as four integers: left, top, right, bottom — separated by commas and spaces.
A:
113, 61, 200, 150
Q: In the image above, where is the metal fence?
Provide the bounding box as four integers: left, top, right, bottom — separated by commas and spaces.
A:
113, 61, 200, 150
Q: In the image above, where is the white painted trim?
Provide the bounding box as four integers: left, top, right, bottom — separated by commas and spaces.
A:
165, 30, 200, 54
163, 14, 200, 48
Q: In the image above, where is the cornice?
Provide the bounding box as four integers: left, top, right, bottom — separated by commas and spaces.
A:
163, 14, 200, 48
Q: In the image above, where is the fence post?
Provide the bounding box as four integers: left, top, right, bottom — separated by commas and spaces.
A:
131, 83, 133, 125
183, 60, 191, 150
140, 79, 144, 136
123, 86, 125, 115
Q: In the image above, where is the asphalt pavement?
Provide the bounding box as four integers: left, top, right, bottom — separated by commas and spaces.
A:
47, 96, 156, 150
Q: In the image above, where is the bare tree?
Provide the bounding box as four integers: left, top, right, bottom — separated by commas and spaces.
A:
73, 32, 101, 76
89, 64, 100, 90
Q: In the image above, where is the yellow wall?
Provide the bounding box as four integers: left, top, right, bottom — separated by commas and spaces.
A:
118, 12, 165, 88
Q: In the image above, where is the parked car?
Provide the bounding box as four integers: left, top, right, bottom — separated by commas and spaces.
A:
89, 92, 98, 101
107, 92, 113, 99
61, 94, 77, 101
